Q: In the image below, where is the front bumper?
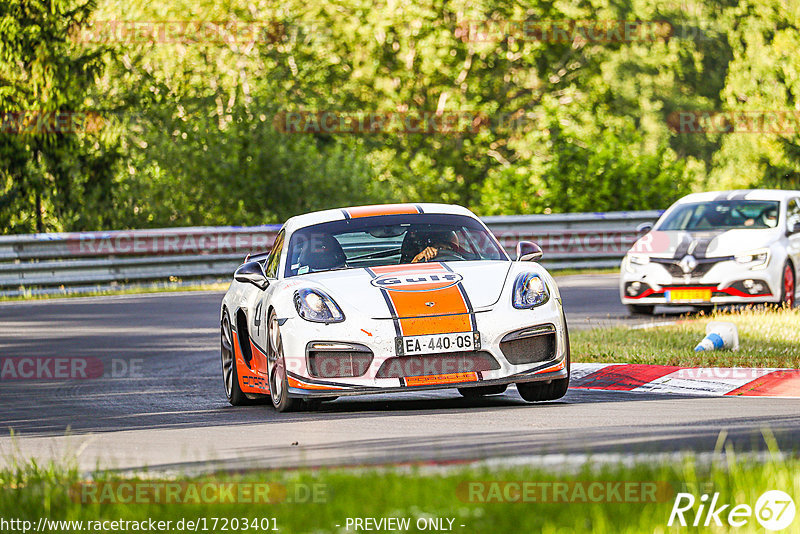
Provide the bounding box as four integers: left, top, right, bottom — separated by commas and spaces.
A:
278, 299, 569, 398
620, 256, 781, 306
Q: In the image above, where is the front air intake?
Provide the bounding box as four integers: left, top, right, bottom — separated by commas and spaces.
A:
499, 325, 557, 365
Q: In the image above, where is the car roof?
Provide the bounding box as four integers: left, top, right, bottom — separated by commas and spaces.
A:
675, 189, 800, 204
282, 203, 478, 234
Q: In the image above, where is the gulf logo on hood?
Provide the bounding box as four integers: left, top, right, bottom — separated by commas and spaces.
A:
370, 271, 463, 292
366, 263, 476, 337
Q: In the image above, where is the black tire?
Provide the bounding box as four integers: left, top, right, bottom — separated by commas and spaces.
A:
221, 310, 252, 406
458, 384, 508, 397
627, 304, 655, 315
694, 305, 715, 315
516, 313, 570, 402
267, 310, 302, 413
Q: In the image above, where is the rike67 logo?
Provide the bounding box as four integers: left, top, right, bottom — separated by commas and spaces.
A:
669, 490, 795, 531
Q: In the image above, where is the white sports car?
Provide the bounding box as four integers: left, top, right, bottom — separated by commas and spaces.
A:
220, 203, 570, 411
620, 189, 800, 314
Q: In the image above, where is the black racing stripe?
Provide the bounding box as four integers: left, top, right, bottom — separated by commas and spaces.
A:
692, 237, 713, 259
366, 267, 402, 337
673, 235, 692, 259
415, 204, 424, 213
341, 209, 351, 220
730, 190, 751, 200
713, 191, 730, 202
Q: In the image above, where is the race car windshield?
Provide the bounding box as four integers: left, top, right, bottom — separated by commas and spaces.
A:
656, 200, 780, 231
284, 213, 509, 277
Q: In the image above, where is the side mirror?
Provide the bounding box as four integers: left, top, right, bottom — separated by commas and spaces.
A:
636, 222, 654, 235
516, 241, 543, 262
788, 220, 800, 235
234, 261, 270, 290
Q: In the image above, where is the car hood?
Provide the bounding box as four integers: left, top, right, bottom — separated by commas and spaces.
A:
631, 228, 779, 259
288, 261, 513, 318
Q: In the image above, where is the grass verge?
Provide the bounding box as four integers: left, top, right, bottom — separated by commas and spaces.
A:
1, 452, 798, 533
0, 282, 229, 302
572, 307, 800, 367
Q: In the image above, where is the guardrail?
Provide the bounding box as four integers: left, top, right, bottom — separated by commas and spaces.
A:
0, 210, 662, 296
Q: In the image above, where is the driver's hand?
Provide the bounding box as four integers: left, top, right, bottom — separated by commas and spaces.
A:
411, 246, 438, 263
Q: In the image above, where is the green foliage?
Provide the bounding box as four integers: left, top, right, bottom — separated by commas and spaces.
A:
2, 0, 799, 233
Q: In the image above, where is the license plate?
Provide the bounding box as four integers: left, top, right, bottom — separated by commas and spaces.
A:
666, 288, 712, 302
397, 332, 479, 355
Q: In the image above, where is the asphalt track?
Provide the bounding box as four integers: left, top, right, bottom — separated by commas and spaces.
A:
0, 274, 797, 473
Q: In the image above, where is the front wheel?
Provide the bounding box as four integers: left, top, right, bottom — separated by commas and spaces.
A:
627, 304, 655, 315
267, 310, 301, 413
780, 261, 796, 309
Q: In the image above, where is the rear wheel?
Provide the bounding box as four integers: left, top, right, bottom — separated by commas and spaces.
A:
516, 314, 570, 402
267, 310, 301, 413
221, 310, 251, 406
780, 261, 796, 309
458, 384, 508, 398
627, 304, 655, 315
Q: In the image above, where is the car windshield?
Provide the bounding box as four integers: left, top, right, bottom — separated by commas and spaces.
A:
656, 200, 780, 231
284, 213, 508, 277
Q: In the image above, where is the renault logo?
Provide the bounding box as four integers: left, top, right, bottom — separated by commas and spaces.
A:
679, 255, 698, 274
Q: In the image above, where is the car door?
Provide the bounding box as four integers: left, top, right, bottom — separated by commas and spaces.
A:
250, 229, 285, 376
786, 198, 800, 290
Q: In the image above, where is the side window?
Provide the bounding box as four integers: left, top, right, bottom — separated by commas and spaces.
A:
264, 230, 285, 279
788, 199, 800, 231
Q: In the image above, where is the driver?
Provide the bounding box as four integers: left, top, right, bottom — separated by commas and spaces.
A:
410, 230, 461, 263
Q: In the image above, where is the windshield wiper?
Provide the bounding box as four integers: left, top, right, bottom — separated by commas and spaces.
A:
348, 247, 402, 261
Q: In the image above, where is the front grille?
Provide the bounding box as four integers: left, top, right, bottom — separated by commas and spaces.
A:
500, 332, 556, 365
652, 258, 729, 279
376, 351, 500, 379
308, 351, 373, 378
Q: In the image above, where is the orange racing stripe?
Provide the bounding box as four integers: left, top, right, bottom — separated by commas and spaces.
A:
369, 263, 473, 336
344, 204, 421, 218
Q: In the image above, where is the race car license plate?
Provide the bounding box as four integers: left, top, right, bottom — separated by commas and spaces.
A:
397, 332, 479, 356
666, 288, 712, 302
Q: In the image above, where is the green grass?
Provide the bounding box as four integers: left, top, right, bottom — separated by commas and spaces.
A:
0, 282, 229, 302
1, 451, 799, 533
572, 307, 800, 367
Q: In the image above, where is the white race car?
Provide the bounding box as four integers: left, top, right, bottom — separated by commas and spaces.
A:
620, 190, 800, 314
220, 203, 570, 411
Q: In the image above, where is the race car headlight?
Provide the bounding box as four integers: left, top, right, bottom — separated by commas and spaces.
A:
512, 273, 550, 309
624, 254, 650, 273
294, 288, 345, 323
734, 249, 770, 269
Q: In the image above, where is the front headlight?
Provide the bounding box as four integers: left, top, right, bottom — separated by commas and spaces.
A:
294, 288, 345, 323
512, 273, 550, 309
624, 254, 650, 273
734, 248, 770, 269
